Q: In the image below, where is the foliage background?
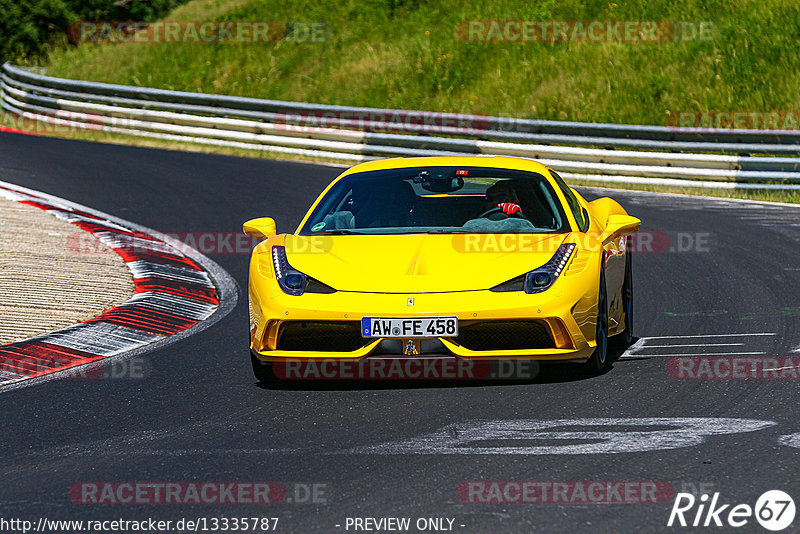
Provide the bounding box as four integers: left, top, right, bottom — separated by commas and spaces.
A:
0, 0, 187, 64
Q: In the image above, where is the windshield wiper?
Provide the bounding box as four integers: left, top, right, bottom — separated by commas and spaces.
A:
317, 229, 363, 235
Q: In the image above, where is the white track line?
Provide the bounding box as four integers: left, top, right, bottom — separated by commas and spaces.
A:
621, 352, 767, 358
641, 333, 777, 340
643, 343, 746, 348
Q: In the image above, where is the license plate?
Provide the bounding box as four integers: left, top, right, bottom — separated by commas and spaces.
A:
361, 317, 458, 338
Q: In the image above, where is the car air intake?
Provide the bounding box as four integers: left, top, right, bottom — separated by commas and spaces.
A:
452, 320, 555, 351
276, 321, 367, 352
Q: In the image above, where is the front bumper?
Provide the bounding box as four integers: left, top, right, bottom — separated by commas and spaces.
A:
249, 286, 598, 363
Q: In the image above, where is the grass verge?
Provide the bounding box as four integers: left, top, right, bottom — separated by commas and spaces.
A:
39, 0, 800, 126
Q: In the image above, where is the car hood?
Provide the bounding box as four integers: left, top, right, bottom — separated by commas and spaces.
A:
284, 233, 568, 293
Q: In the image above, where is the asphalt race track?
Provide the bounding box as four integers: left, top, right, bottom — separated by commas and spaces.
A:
1, 132, 799, 533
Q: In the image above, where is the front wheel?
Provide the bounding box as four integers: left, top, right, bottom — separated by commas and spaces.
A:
251, 352, 276, 382
586, 267, 610, 375
612, 245, 634, 347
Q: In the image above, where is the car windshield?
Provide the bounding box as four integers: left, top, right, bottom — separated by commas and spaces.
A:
298, 166, 569, 235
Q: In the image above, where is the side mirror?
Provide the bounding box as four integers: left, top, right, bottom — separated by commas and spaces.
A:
600, 214, 640, 244
243, 217, 277, 241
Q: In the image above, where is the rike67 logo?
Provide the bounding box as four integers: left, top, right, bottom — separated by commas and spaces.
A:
668, 490, 795, 531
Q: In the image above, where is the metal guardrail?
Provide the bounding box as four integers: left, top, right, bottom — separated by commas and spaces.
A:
3, 62, 800, 190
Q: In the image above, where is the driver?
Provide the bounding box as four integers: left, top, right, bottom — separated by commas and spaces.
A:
484, 180, 523, 216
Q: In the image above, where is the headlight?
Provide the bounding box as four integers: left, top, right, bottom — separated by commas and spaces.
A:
491, 243, 576, 294
271, 245, 336, 296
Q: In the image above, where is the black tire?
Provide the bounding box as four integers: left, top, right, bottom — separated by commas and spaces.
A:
586, 266, 610, 374
251, 352, 276, 382
612, 245, 634, 348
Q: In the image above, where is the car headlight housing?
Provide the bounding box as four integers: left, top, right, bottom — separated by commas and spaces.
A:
272, 245, 336, 296
491, 243, 576, 294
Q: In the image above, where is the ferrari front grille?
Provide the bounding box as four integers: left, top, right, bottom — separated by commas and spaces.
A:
276, 321, 367, 352
452, 320, 555, 351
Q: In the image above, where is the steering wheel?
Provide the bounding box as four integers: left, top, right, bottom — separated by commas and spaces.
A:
477, 206, 528, 221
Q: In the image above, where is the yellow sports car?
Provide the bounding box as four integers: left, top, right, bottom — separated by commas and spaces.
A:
244, 156, 640, 380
